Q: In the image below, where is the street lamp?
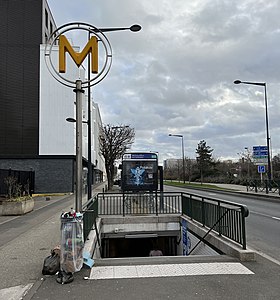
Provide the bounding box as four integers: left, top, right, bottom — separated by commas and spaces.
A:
234, 80, 272, 183
86, 25, 141, 200
169, 134, 185, 183
244, 147, 251, 179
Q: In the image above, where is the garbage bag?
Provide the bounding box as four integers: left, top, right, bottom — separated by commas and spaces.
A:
56, 270, 74, 284
42, 251, 60, 275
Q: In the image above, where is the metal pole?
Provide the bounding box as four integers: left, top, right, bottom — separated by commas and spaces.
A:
75, 80, 84, 212
182, 136, 185, 184
264, 84, 272, 183
87, 31, 93, 200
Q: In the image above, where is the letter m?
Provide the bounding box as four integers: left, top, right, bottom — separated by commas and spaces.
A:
59, 35, 98, 73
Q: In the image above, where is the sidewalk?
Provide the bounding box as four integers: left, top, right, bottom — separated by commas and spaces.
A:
191, 182, 280, 200
3, 183, 280, 299
24, 253, 280, 299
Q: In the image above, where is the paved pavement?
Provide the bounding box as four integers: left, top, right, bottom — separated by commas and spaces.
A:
1, 184, 280, 299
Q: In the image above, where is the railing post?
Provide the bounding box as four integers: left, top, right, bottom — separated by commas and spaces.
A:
218, 201, 221, 236
265, 180, 269, 194
255, 180, 258, 193
241, 206, 248, 249
190, 194, 193, 220
202, 197, 205, 227
155, 191, 158, 216
122, 192, 125, 217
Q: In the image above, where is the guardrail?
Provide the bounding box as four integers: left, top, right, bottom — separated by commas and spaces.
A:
182, 192, 249, 249
82, 196, 98, 240
97, 192, 181, 216
82, 191, 249, 250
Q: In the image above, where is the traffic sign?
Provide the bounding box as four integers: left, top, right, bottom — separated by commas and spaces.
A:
253, 146, 267, 151
253, 145, 268, 165
253, 146, 268, 157
258, 165, 266, 173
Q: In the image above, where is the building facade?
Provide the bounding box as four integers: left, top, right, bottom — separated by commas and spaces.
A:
0, 0, 105, 193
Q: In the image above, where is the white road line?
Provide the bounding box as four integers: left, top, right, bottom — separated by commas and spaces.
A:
251, 210, 280, 220
89, 262, 254, 280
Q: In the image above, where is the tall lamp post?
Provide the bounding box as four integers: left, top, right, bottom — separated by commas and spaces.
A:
234, 80, 272, 183
86, 25, 141, 200
169, 134, 185, 183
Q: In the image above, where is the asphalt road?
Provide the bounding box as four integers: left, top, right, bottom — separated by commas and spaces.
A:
164, 185, 280, 263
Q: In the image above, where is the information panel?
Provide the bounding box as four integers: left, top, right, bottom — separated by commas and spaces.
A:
121, 152, 158, 191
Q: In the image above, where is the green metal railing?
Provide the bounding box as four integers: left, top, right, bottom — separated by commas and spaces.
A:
82, 196, 98, 240
182, 193, 249, 249
97, 192, 181, 216
81, 191, 249, 249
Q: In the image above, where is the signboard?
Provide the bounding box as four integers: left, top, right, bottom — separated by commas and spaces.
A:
182, 219, 189, 256
121, 152, 158, 191
253, 145, 268, 165
44, 22, 112, 88
258, 165, 266, 173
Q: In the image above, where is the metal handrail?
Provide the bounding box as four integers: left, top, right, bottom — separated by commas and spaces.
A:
82, 196, 98, 240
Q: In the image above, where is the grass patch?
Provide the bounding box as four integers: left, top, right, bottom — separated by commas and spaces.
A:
163, 181, 231, 191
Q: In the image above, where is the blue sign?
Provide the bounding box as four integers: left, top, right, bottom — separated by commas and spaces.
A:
123, 153, 158, 160
253, 146, 267, 151
182, 219, 189, 256
253, 145, 268, 160
258, 165, 266, 173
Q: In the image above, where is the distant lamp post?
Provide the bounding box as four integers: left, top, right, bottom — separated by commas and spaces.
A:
234, 80, 272, 183
169, 134, 185, 183
244, 147, 250, 179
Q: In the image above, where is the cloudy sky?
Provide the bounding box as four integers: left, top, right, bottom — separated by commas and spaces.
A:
47, 0, 280, 164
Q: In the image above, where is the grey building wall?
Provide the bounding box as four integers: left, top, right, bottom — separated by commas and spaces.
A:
0, 157, 74, 193
0, 0, 44, 155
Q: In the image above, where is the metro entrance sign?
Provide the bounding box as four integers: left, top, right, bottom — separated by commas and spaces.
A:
44, 22, 112, 212
253, 145, 268, 165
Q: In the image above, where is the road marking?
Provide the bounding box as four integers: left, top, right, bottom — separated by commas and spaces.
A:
89, 262, 254, 280
251, 210, 280, 221
0, 283, 33, 300
0, 216, 20, 226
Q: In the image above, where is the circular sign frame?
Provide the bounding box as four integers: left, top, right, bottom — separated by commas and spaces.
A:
44, 22, 112, 88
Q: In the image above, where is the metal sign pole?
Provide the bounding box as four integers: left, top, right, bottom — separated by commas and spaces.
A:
74, 80, 84, 212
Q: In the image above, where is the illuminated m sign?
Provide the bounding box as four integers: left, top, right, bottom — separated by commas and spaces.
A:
59, 35, 98, 73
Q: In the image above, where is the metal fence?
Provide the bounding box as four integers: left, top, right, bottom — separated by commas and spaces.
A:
182, 193, 249, 249
82, 197, 98, 240
82, 191, 249, 249
97, 192, 181, 216
247, 179, 280, 195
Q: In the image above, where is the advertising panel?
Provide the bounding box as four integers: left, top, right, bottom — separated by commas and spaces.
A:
121, 153, 158, 191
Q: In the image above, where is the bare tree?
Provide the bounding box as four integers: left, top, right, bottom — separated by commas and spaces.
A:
99, 124, 135, 190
